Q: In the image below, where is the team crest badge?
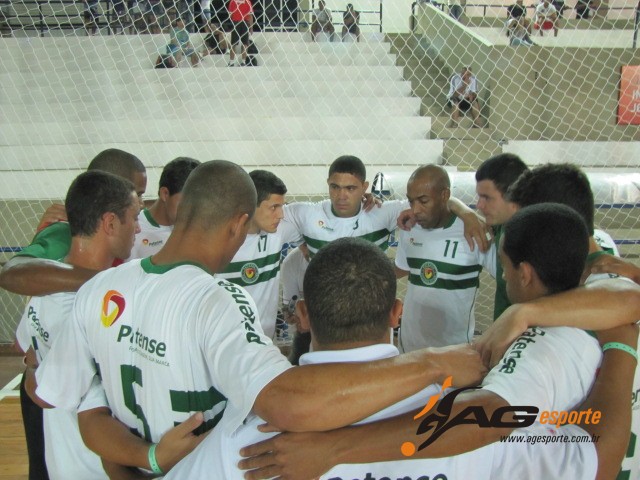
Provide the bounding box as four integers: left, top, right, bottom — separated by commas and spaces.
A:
419, 262, 438, 286
101, 290, 126, 327
241, 263, 260, 284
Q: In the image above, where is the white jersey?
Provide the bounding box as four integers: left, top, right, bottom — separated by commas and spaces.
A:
283, 200, 405, 256
281, 246, 309, 307
216, 221, 301, 339
36, 258, 292, 441
166, 344, 597, 480
15, 283, 107, 480
535, 2, 557, 16
594, 228, 620, 256
482, 326, 601, 412
396, 215, 495, 351
126, 208, 172, 262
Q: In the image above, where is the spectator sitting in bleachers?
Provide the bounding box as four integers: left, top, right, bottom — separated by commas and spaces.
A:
83, 0, 100, 35
507, 18, 535, 45
534, 0, 559, 36
342, 3, 360, 41
166, 18, 199, 66
506, 0, 531, 34
202, 21, 229, 56
575, 0, 591, 18
447, 66, 483, 128
311, 0, 335, 41
144, 0, 165, 33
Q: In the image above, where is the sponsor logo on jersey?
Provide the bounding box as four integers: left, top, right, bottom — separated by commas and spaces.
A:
26, 306, 50, 342
141, 238, 163, 247
419, 261, 438, 286
409, 237, 424, 247
318, 220, 334, 232
101, 290, 126, 327
241, 262, 260, 284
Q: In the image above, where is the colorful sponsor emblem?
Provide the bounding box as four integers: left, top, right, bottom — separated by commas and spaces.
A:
241, 262, 260, 284
419, 261, 438, 286
101, 290, 126, 327
142, 238, 149, 245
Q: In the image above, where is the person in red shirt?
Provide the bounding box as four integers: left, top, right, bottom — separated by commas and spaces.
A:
228, 0, 254, 66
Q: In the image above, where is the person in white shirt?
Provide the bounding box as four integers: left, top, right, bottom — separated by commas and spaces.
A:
395, 165, 494, 350
447, 66, 482, 128
311, 0, 335, 40
126, 157, 200, 261
18, 170, 141, 480
535, 0, 558, 36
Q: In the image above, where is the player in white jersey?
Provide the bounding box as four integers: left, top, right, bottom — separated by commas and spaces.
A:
240, 203, 640, 479
175, 237, 634, 480
126, 157, 200, 261
16, 170, 140, 480
217, 170, 301, 338
396, 165, 495, 350
29, 161, 486, 475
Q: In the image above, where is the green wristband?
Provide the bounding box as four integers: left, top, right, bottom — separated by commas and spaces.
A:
148, 443, 163, 475
602, 342, 638, 362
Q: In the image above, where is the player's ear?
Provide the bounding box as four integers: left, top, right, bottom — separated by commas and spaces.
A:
362, 181, 369, 191
101, 212, 118, 236
518, 261, 535, 287
158, 186, 170, 203
296, 300, 311, 332
230, 213, 250, 238
388, 299, 402, 329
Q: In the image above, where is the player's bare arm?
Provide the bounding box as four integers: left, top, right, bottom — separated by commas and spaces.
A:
78, 407, 206, 474
0, 257, 97, 296
475, 277, 640, 367
240, 388, 511, 480
253, 344, 486, 432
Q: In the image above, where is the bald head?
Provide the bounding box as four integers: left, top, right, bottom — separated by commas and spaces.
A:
176, 160, 257, 230
407, 165, 451, 229
409, 164, 451, 193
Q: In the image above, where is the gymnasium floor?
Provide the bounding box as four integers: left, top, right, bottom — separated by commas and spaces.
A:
0, 352, 27, 479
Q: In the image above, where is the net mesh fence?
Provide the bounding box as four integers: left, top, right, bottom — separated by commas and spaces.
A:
0, 0, 639, 343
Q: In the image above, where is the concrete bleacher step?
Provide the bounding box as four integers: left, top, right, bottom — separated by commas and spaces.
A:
0, 116, 431, 144
1, 51, 398, 70
2, 96, 422, 123
430, 115, 493, 139
0, 138, 444, 178
0, 64, 406, 82
0, 79, 414, 105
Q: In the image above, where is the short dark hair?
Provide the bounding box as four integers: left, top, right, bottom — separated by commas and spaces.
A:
475, 154, 529, 195
66, 171, 136, 237
87, 149, 146, 180
160, 157, 201, 196
303, 237, 396, 345
506, 163, 595, 234
328, 155, 367, 183
249, 170, 288, 205
176, 160, 256, 230
503, 203, 589, 295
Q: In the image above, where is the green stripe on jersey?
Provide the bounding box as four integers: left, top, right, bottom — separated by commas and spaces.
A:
225, 264, 281, 287
304, 228, 392, 255
409, 273, 479, 290
406, 258, 482, 276
170, 386, 227, 434
223, 252, 281, 273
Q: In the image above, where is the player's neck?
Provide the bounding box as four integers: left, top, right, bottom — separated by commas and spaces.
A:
147, 201, 172, 227
247, 219, 261, 235
67, 237, 116, 271
313, 334, 391, 352
150, 228, 228, 273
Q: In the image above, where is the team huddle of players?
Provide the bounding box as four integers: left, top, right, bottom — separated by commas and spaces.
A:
1, 148, 639, 480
